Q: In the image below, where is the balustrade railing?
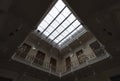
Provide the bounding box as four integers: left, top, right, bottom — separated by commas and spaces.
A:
12, 46, 109, 77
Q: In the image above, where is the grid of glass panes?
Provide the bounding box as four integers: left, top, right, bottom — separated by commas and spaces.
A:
36, 0, 86, 49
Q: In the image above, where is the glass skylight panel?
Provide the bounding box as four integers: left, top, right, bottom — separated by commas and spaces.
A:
36, 0, 86, 49
49, 35, 55, 40
45, 25, 55, 33
40, 21, 48, 29
37, 26, 44, 32
50, 21, 59, 29
62, 7, 71, 16
44, 31, 50, 36
56, 26, 65, 33
70, 25, 83, 36
52, 30, 60, 37
77, 25, 83, 31
56, 14, 66, 23
66, 26, 75, 33
61, 8, 70, 18
58, 35, 70, 45
49, 7, 59, 18
62, 30, 69, 37
67, 14, 76, 23
72, 20, 80, 27
44, 14, 54, 24
61, 20, 70, 28
54, 39, 59, 43
55, 0, 65, 11
56, 35, 64, 41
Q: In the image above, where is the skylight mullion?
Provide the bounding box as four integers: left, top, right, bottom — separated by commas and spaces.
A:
40, 6, 66, 35
55, 26, 67, 38
57, 24, 81, 45
46, 13, 72, 39
55, 0, 65, 11
60, 25, 82, 45
55, 35, 64, 41
60, 30, 69, 38
55, 7, 73, 33
66, 20, 80, 33
49, 13, 68, 33
50, 19, 77, 43
61, 21, 71, 33
63, 14, 75, 28
36, 0, 87, 49
55, 6, 77, 29
38, 26, 46, 32
49, 11, 71, 33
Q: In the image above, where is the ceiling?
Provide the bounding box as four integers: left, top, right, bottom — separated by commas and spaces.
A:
0, 0, 120, 81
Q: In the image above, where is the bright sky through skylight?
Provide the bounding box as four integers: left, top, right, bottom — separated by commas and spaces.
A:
36, 0, 86, 49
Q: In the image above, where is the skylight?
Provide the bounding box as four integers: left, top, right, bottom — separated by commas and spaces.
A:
36, 0, 86, 49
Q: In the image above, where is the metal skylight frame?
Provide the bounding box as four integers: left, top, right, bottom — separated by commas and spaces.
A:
35, 0, 87, 49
